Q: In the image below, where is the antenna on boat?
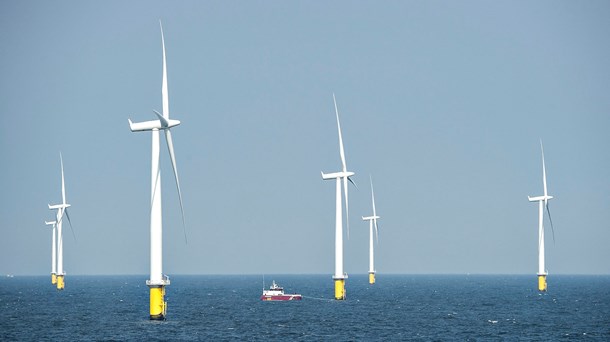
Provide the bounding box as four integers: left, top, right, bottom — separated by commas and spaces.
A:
262, 274, 265, 291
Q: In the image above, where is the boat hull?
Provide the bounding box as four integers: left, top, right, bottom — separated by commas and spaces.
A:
260, 294, 302, 301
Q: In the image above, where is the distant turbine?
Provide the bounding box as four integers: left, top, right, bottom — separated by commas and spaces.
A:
362, 176, 380, 285
48, 152, 73, 291
44, 220, 57, 284
527, 140, 555, 292
321, 94, 356, 300
128, 21, 186, 321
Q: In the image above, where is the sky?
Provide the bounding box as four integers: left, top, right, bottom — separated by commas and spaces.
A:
1, 1, 609, 276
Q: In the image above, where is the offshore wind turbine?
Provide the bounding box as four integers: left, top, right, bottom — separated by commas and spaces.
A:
362, 176, 380, 285
48, 153, 72, 290
528, 140, 555, 292
128, 22, 186, 320
44, 220, 57, 284
321, 94, 356, 300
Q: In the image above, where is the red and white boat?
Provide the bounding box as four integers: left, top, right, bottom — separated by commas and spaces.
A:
261, 280, 302, 301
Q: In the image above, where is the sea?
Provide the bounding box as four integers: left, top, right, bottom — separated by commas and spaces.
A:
1, 274, 609, 341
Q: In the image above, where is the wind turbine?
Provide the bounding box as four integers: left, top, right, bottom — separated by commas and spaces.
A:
128, 22, 186, 320
528, 140, 555, 292
44, 220, 57, 284
362, 176, 380, 285
48, 152, 72, 291
321, 94, 356, 300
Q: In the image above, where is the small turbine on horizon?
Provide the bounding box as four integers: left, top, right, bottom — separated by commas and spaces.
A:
48, 152, 73, 291
321, 94, 356, 300
362, 176, 380, 285
128, 21, 186, 321
528, 140, 555, 292
44, 220, 57, 284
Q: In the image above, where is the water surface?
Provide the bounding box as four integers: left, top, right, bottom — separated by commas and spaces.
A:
1, 275, 609, 340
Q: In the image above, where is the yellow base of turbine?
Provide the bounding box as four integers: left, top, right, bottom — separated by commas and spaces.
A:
538, 275, 547, 292
51, 273, 57, 285
334, 279, 346, 300
56, 275, 64, 290
369, 272, 375, 284
149, 286, 167, 320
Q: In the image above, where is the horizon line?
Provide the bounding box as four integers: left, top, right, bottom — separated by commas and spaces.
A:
4, 273, 610, 277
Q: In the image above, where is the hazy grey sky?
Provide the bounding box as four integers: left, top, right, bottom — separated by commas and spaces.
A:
1, 1, 609, 276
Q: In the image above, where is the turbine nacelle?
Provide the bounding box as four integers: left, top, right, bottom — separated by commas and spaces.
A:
528, 195, 553, 202
321, 171, 355, 180
362, 215, 380, 221
48, 203, 71, 210
45, 221, 57, 226
128, 117, 181, 132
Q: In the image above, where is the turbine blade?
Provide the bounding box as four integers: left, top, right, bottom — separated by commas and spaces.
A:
348, 176, 357, 189
546, 203, 556, 245
370, 176, 376, 217
60, 152, 66, 205
343, 176, 349, 239
153, 109, 169, 127
333, 94, 347, 172
540, 140, 548, 198
65, 209, 76, 241
165, 129, 187, 243
160, 21, 169, 119
56, 209, 64, 226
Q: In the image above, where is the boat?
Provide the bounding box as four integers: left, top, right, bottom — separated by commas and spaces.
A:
261, 280, 302, 301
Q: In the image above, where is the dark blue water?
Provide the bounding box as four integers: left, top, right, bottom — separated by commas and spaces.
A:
1, 275, 609, 340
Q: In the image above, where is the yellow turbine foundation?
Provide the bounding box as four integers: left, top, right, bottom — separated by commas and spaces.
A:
369, 272, 375, 284
334, 279, 346, 300
56, 275, 64, 290
51, 273, 57, 285
538, 275, 547, 292
149, 286, 167, 320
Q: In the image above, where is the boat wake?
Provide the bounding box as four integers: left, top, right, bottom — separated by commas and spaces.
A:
302, 295, 334, 302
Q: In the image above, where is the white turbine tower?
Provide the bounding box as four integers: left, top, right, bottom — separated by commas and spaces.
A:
128, 21, 185, 320
44, 220, 57, 284
528, 140, 554, 292
48, 153, 72, 290
321, 94, 355, 300
362, 176, 380, 285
